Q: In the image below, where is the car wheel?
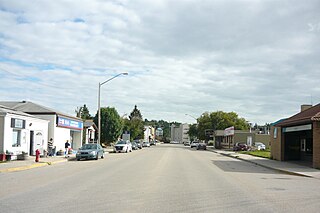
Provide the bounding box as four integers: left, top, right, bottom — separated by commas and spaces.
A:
77, 158, 80, 161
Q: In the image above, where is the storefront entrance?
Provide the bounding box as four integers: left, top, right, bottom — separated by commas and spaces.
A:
284, 130, 312, 162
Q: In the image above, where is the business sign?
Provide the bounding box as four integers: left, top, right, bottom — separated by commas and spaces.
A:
224, 126, 235, 136
283, 124, 311, 133
57, 116, 83, 130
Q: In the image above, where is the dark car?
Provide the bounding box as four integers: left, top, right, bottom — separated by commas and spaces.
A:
76, 143, 104, 161
136, 141, 142, 149
197, 143, 207, 150
131, 142, 139, 150
233, 143, 249, 151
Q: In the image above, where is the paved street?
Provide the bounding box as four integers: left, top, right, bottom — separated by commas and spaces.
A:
1, 143, 320, 213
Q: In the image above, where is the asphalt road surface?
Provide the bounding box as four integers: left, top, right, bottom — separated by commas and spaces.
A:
1, 143, 320, 213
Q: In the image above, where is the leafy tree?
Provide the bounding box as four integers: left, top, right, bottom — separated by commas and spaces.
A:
123, 118, 144, 140
93, 107, 123, 144
188, 124, 198, 141
129, 105, 143, 120
197, 111, 249, 140
122, 105, 144, 140
75, 104, 92, 119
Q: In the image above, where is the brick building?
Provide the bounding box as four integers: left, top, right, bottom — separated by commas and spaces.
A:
271, 104, 320, 168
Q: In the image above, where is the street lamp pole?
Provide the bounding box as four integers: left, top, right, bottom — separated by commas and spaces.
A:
185, 114, 197, 121
97, 72, 128, 144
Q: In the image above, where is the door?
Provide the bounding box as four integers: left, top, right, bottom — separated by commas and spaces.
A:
33, 131, 44, 155
29, 131, 34, 155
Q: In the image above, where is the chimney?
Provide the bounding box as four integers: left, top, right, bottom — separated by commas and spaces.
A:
301, 104, 312, 112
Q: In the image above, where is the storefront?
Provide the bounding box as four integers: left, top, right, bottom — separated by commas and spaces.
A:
0, 105, 49, 156
220, 126, 270, 149
271, 104, 320, 168
0, 101, 83, 155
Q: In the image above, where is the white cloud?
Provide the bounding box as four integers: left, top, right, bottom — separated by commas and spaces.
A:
0, 0, 320, 125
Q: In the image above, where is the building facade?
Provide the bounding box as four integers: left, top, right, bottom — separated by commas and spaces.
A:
0, 101, 83, 155
219, 126, 270, 149
170, 123, 190, 144
144, 125, 155, 142
271, 104, 320, 168
0, 105, 49, 156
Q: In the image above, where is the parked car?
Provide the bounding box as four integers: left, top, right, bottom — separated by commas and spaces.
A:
233, 143, 249, 151
197, 142, 207, 150
254, 142, 266, 150
190, 141, 199, 148
76, 143, 104, 161
131, 141, 139, 150
143, 141, 151, 147
135, 141, 143, 149
184, 141, 191, 146
114, 140, 133, 153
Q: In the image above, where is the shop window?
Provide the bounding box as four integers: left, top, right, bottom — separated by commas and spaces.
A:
12, 129, 21, 147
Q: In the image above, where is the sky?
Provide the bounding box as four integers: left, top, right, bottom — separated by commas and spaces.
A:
0, 0, 319, 125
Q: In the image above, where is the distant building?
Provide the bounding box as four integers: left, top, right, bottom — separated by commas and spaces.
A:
83, 120, 97, 144
144, 126, 155, 142
216, 126, 270, 149
170, 123, 190, 144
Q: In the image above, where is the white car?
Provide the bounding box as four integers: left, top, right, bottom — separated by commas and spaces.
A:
254, 142, 266, 150
190, 141, 199, 148
114, 140, 132, 153
184, 141, 191, 146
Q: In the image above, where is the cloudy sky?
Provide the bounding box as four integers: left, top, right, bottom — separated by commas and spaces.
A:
0, 0, 319, 125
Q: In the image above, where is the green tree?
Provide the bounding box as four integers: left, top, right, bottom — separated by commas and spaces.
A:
197, 111, 249, 140
75, 104, 92, 119
123, 118, 144, 140
188, 124, 198, 141
94, 107, 123, 144
129, 105, 143, 120
122, 105, 144, 140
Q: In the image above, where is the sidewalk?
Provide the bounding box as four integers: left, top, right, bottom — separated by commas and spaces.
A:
0, 148, 114, 173
0, 155, 73, 173
208, 147, 320, 180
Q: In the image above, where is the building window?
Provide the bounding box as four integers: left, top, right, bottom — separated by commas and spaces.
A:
12, 129, 21, 147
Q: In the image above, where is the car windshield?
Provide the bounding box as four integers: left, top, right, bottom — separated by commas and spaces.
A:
117, 140, 126, 145
80, 144, 97, 150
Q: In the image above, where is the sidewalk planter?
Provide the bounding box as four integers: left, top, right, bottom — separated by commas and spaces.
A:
6, 154, 12, 161
0, 153, 6, 161
56, 150, 64, 156
17, 152, 29, 160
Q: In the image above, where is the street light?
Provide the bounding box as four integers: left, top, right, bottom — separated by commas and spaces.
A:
185, 113, 197, 121
98, 72, 128, 144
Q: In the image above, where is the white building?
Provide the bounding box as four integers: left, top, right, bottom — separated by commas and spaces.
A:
144, 126, 155, 142
0, 101, 83, 155
170, 123, 190, 144
0, 105, 49, 156
83, 120, 97, 144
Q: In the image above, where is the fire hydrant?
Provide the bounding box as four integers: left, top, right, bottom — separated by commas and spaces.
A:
35, 149, 40, 162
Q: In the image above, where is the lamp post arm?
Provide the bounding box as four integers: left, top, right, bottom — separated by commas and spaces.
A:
100, 73, 124, 86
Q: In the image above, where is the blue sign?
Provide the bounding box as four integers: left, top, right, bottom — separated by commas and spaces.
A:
57, 116, 83, 130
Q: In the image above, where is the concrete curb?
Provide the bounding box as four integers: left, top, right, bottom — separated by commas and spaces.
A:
0, 159, 68, 173
207, 148, 312, 178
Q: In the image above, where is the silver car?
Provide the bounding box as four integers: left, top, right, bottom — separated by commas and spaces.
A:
76, 143, 105, 161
